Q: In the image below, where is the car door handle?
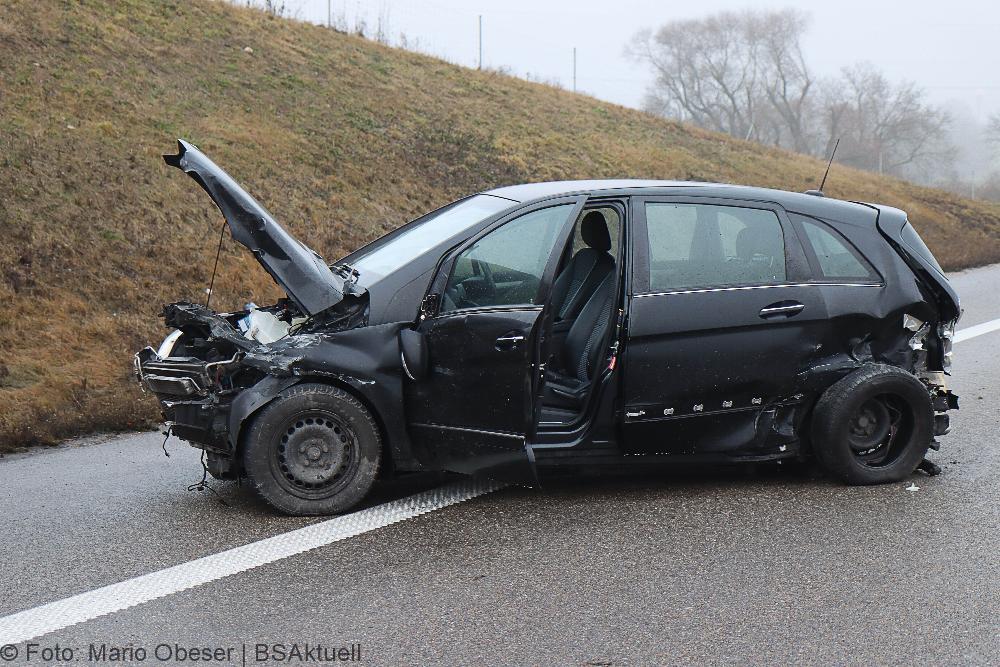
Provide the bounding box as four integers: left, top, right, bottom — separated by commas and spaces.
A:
495, 332, 525, 350
759, 301, 805, 319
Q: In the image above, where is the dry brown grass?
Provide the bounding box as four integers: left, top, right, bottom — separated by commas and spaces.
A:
2, 0, 999, 452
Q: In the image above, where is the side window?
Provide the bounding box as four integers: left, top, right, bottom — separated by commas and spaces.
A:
442, 204, 572, 312
797, 216, 877, 281
644, 203, 786, 291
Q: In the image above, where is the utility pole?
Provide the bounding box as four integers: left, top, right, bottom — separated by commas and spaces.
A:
572, 47, 576, 92
327, 0, 330, 28
478, 15, 483, 70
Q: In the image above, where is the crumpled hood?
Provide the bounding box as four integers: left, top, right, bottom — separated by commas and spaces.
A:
164, 139, 346, 316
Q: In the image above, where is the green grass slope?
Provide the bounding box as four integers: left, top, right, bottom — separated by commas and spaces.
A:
1, 0, 999, 450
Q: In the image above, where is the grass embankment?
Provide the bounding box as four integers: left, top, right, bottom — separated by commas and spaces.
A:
1, 0, 999, 451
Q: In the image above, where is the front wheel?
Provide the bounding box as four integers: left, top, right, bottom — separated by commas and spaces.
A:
242, 383, 381, 516
810, 364, 933, 485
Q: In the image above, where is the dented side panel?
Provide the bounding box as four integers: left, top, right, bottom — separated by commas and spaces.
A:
619, 199, 956, 459
235, 322, 416, 468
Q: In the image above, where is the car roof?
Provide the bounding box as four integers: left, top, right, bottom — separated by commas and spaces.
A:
484, 180, 714, 202
483, 179, 882, 226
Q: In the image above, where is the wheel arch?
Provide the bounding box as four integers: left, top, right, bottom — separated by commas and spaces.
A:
231, 374, 399, 478
809, 362, 933, 484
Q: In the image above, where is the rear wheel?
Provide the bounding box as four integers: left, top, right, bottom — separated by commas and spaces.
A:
810, 364, 933, 485
242, 383, 381, 515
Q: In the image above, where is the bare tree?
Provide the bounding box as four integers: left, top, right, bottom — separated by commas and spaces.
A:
758, 10, 814, 153
631, 11, 765, 141
824, 64, 953, 179
631, 9, 813, 147
987, 113, 1000, 150
988, 114, 1000, 136
631, 9, 955, 184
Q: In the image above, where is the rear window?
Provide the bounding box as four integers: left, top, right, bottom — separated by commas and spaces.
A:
901, 222, 945, 274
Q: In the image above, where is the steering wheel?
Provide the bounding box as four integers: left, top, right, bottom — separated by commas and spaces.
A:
473, 258, 495, 293
445, 258, 496, 309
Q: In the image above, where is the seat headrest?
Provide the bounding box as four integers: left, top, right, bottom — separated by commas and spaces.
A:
736, 225, 775, 260
580, 211, 611, 251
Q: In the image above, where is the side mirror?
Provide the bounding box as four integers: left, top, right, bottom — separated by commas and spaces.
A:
399, 328, 429, 381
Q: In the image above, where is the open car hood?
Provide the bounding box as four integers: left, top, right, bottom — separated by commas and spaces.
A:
164, 139, 346, 316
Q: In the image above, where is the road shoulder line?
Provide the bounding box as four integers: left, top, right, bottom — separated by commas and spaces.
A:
0, 479, 504, 645
955, 317, 1000, 343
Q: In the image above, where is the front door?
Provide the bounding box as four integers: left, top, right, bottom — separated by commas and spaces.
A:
405, 197, 584, 478
622, 197, 827, 455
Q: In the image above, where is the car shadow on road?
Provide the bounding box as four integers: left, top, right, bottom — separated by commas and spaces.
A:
188, 456, 936, 521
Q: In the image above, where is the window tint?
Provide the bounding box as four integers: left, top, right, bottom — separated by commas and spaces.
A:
799, 217, 876, 280
442, 204, 573, 311
644, 203, 786, 291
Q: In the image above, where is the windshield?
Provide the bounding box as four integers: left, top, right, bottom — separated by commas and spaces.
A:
349, 195, 514, 279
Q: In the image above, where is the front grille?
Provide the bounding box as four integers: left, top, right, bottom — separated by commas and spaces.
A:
138, 356, 212, 397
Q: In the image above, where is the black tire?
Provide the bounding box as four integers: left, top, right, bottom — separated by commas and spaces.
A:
811, 363, 933, 485
242, 383, 381, 516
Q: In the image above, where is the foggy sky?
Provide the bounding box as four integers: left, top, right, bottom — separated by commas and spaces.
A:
289, 0, 999, 120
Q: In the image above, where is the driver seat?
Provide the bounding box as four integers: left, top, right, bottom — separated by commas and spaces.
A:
543, 273, 615, 411
549, 211, 615, 323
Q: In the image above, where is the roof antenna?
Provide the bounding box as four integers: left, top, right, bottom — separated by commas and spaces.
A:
806, 137, 840, 197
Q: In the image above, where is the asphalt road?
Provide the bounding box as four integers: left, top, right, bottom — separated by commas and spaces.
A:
1, 264, 998, 666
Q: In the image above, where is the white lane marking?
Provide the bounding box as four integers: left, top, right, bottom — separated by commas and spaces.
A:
955, 317, 1000, 344
0, 479, 504, 645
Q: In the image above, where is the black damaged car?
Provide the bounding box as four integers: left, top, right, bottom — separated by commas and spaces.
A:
135, 140, 960, 515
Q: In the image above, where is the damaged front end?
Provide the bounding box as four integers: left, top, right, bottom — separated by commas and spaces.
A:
135, 297, 369, 477
134, 139, 373, 477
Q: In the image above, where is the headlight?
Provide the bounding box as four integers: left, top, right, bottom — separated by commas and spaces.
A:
156, 329, 183, 358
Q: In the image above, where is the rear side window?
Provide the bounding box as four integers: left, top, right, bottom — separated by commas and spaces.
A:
644, 203, 786, 291
796, 217, 878, 281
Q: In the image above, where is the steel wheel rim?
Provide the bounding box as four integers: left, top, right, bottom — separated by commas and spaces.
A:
847, 394, 911, 468
270, 409, 361, 499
